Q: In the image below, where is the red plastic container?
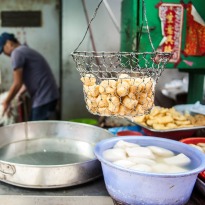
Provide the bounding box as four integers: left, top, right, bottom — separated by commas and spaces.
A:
142, 128, 195, 141
180, 137, 205, 144
117, 130, 142, 137
180, 137, 205, 182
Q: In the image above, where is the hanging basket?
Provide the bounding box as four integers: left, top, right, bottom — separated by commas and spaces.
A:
72, 51, 172, 117
71, 0, 172, 117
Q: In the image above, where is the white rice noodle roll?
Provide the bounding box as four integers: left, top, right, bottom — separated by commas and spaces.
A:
151, 163, 170, 173
130, 164, 152, 172
125, 147, 155, 159
113, 160, 135, 168
147, 146, 174, 157
166, 166, 188, 173
163, 153, 191, 166
127, 157, 156, 166
103, 148, 127, 162
114, 140, 140, 149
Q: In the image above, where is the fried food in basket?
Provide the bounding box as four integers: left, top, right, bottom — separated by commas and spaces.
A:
99, 80, 117, 94
81, 74, 155, 117
81, 74, 96, 86
133, 106, 205, 130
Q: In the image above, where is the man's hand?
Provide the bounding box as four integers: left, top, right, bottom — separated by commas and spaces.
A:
2, 68, 23, 117
2, 100, 11, 117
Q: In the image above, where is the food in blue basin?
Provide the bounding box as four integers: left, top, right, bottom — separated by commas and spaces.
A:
94, 136, 205, 205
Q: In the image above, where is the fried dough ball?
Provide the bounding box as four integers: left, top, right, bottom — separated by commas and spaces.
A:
105, 86, 116, 94
133, 115, 146, 123
137, 93, 147, 104
83, 85, 99, 97
117, 81, 130, 97
99, 80, 117, 94
86, 96, 97, 108
143, 77, 155, 92
81, 74, 96, 86
147, 90, 153, 98
173, 114, 187, 121
128, 85, 140, 96
128, 91, 136, 100
149, 107, 160, 117
118, 75, 143, 86
135, 104, 145, 115
156, 116, 174, 124
166, 123, 178, 129
122, 96, 138, 110
98, 107, 112, 116
107, 95, 120, 105
131, 78, 144, 88
128, 78, 145, 99
118, 105, 132, 116
88, 106, 98, 114
117, 74, 131, 84
153, 123, 167, 130
141, 97, 154, 110
82, 74, 156, 117
147, 119, 154, 126
107, 95, 120, 113
175, 120, 191, 126
108, 103, 120, 113
96, 94, 109, 108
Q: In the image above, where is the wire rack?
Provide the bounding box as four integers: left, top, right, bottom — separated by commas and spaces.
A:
71, 0, 172, 117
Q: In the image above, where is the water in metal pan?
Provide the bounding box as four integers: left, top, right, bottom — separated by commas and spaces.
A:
0, 138, 95, 165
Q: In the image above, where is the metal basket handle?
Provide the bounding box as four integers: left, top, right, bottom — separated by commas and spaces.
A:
74, 0, 155, 52
74, 0, 104, 52
142, 0, 155, 52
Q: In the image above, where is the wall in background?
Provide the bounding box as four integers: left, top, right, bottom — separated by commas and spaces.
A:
62, 0, 122, 120
0, 0, 60, 91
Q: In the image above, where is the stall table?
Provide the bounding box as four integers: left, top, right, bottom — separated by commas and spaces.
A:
0, 177, 204, 205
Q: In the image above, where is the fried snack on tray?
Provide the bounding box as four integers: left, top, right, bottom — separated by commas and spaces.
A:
133, 106, 205, 130
81, 74, 155, 116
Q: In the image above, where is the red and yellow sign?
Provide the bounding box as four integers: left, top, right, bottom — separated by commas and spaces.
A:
183, 3, 205, 56
157, 3, 184, 63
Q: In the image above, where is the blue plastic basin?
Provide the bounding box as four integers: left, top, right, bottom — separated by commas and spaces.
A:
94, 136, 205, 205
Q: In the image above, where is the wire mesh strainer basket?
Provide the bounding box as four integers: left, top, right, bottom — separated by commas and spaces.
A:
71, 0, 172, 117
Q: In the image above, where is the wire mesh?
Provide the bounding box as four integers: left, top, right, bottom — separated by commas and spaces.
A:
72, 51, 172, 117
71, 0, 173, 117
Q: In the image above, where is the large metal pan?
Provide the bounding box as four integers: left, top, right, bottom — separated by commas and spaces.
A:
0, 121, 113, 189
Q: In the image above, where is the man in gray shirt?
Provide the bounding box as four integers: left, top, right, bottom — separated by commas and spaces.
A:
0, 32, 59, 121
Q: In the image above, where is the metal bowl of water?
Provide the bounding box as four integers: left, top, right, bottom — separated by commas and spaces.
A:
0, 121, 113, 189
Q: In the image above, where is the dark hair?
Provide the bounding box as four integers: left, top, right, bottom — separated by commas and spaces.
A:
10, 37, 19, 43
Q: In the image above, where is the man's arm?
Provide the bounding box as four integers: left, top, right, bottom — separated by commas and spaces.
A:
2, 68, 23, 115
16, 84, 27, 99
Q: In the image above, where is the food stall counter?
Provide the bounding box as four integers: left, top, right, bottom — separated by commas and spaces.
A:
0, 177, 204, 205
